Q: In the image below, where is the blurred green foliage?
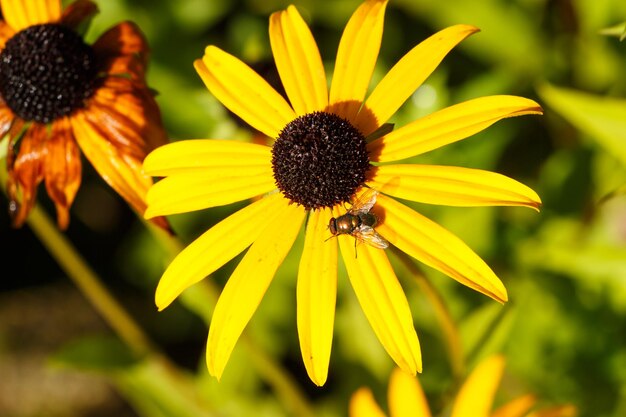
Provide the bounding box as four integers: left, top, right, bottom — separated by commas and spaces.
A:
2, 0, 626, 416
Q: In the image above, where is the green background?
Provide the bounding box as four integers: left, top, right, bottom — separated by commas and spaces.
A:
1, 0, 626, 416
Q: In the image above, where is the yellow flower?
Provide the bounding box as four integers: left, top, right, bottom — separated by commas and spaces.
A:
0, 0, 168, 230
350, 355, 578, 417
144, 0, 542, 385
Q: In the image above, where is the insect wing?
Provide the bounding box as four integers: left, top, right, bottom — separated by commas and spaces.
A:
353, 225, 389, 249
350, 188, 379, 214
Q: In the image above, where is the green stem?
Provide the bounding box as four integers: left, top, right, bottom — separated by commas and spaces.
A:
392, 248, 466, 382
145, 221, 316, 417
28, 203, 155, 356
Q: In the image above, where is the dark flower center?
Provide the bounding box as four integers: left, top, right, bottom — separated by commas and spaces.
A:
271, 111, 370, 210
0, 23, 98, 123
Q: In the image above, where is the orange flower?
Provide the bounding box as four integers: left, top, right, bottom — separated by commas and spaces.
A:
0, 0, 168, 229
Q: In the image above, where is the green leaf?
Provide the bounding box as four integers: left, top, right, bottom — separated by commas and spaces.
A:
599, 22, 626, 41
537, 83, 626, 168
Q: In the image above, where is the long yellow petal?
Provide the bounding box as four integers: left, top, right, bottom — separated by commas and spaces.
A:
388, 367, 431, 417
270, 6, 328, 115
1, 0, 61, 30
375, 194, 507, 303
356, 25, 479, 136
154, 193, 286, 310
339, 217, 422, 374
297, 209, 337, 386
451, 355, 506, 417
144, 172, 276, 217
195, 47, 296, 139
369, 96, 542, 163
328, 0, 388, 121
349, 388, 388, 417
144, 139, 271, 177
491, 394, 537, 417
369, 164, 541, 210
207, 201, 306, 379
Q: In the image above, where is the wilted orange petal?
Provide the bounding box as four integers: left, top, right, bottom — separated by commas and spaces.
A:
60, 0, 98, 30
8, 123, 47, 227
92, 21, 149, 80
43, 117, 82, 230
71, 111, 152, 217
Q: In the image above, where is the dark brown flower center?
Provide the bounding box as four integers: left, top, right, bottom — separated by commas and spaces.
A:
271, 111, 370, 209
0, 23, 98, 123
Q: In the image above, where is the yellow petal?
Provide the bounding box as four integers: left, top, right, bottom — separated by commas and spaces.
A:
207, 200, 306, 379
270, 5, 328, 115
369, 164, 541, 211
195, 47, 296, 139
375, 194, 507, 303
451, 355, 506, 417
388, 368, 432, 417
491, 394, 537, 417
297, 209, 337, 386
143, 139, 271, 177
1, 0, 61, 30
349, 388, 388, 417
338, 216, 422, 374
369, 96, 543, 163
154, 193, 286, 310
144, 171, 276, 217
356, 25, 479, 136
328, 0, 388, 121
71, 113, 152, 216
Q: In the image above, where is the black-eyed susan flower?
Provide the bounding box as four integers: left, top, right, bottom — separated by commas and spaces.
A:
144, 0, 542, 385
350, 355, 578, 417
0, 0, 168, 229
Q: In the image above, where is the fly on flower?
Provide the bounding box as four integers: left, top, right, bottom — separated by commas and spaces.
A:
327, 188, 389, 251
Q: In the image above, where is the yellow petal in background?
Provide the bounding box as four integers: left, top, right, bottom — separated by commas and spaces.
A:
195, 47, 296, 139
369, 95, 542, 163
451, 355, 506, 417
491, 394, 537, 417
338, 216, 422, 375
349, 388, 388, 417
375, 194, 507, 303
143, 139, 271, 177
1, 0, 61, 30
356, 24, 479, 136
388, 368, 432, 417
144, 172, 276, 217
154, 193, 286, 310
370, 164, 541, 210
270, 5, 328, 115
328, 0, 388, 121
207, 201, 306, 379
297, 209, 337, 386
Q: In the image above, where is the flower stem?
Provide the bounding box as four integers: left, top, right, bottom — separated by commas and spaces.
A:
27, 203, 155, 356
392, 248, 466, 381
